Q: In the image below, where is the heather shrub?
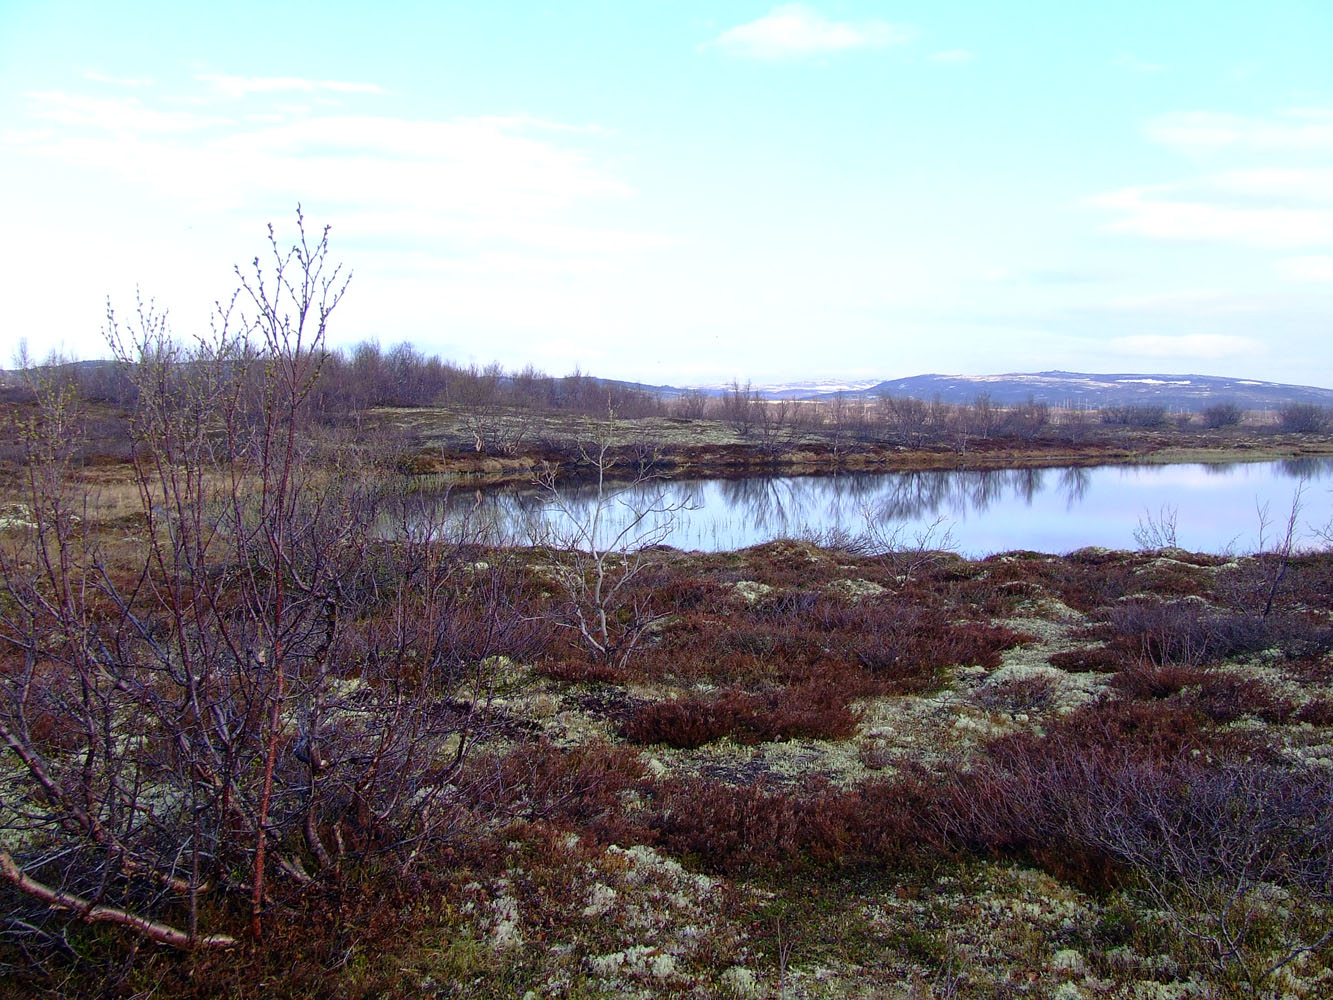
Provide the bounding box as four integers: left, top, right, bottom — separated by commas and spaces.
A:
624, 583, 1028, 697
648, 778, 815, 873
1295, 698, 1333, 725
1035, 555, 1142, 611
1134, 559, 1213, 597
1262, 615, 1333, 660
647, 772, 951, 875
1047, 645, 1124, 673
468, 739, 650, 843
752, 586, 824, 619
842, 604, 1031, 692
1186, 673, 1297, 724
951, 560, 1042, 615
1028, 696, 1229, 761
940, 700, 1312, 899
1106, 599, 1280, 666
538, 654, 624, 684
733, 539, 841, 587
622, 681, 859, 748
973, 673, 1058, 715
1111, 661, 1207, 700
1069, 759, 1333, 989
627, 568, 732, 612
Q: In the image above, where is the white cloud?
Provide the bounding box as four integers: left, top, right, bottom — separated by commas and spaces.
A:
1112, 53, 1163, 74
1109, 333, 1263, 359
6, 86, 647, 269
1146, 108, 1333, 155
22, 91, 214, 133
211, 115, 633, 219
1, 75, 670, 369
1210, 168, 1333, 204
1275, 255, 1333, 282
707, 4, 912, 60
929, 49, 973, 65
83, 70, 152, 87
1092, 107, 1333, 251
195, 73, 388, 98
1092, 185, 1333, 248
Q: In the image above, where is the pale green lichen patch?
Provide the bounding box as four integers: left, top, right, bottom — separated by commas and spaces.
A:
730, 580, 775, 605
691, 733, 875, 787
823, 577, 887, 602
0, 502, 35, 532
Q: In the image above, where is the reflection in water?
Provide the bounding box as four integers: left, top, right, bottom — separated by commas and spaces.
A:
413, 458, 1333, 556
1282, 458, 1333, 479
1058, 467, 1091, 508
869, 468, 1048, 522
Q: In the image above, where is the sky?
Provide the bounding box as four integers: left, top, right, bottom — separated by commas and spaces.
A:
2, 1, 1332, 388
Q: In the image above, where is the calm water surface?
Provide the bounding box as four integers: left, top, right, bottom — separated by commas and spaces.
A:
428, 459, 1333, 557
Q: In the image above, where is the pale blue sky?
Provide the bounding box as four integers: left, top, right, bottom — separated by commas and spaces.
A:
3, 1, 1332, 386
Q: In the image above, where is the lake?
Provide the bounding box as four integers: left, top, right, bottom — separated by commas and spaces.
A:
422, 458, 1333, 557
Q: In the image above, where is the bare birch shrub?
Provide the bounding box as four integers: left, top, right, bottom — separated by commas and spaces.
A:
1077, 758, 1333, 993
947, 729, 1333, 995
0, 212, 525, 956
531, 415, 693, 671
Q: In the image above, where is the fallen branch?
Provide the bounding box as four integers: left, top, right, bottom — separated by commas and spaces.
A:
0, 717, 198, 896
0, 850, 237, 950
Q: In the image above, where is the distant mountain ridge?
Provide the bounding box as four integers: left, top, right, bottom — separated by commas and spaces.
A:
687, 371, 1333, 411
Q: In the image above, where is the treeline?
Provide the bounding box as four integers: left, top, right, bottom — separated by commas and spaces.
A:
310, 342, 667, 419
6, 346, 1331, 461
3, 341, 668, 421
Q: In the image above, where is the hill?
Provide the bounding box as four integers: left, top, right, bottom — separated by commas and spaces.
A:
722, 371, 1333, 411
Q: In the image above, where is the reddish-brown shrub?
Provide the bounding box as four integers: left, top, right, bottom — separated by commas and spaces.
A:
626, 569, 731, 613
1035, 696, 1221, 761
841, 769, 957, 865
626, 583, 1034, 697
953, 555, 1048, 615
1131, 557, 1214, 598
466, 739, 650, 844
1105, 599, 1281, 666
936, 695, 1285, 890
1187, 673, 1296, 724
1047, 645, 1124, 673
974, 674, 1057, 715
947, 725, 1333, 900
752, 587, 824, 620
1037, 556, 1141, 611
948, 621, 1035, 668
1278, 555, 1333, 611
842, 604, 1031, 693
649, 778, 807, 873
732, 540, 843, 586
622, 681, 859, 748
1295, 698, 1333, 725
647, 772, 951, 875
1111, 661, 1207, 700
538, 655, 624, 684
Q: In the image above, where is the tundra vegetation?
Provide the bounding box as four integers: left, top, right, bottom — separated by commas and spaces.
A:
3, 217, 1333, 998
